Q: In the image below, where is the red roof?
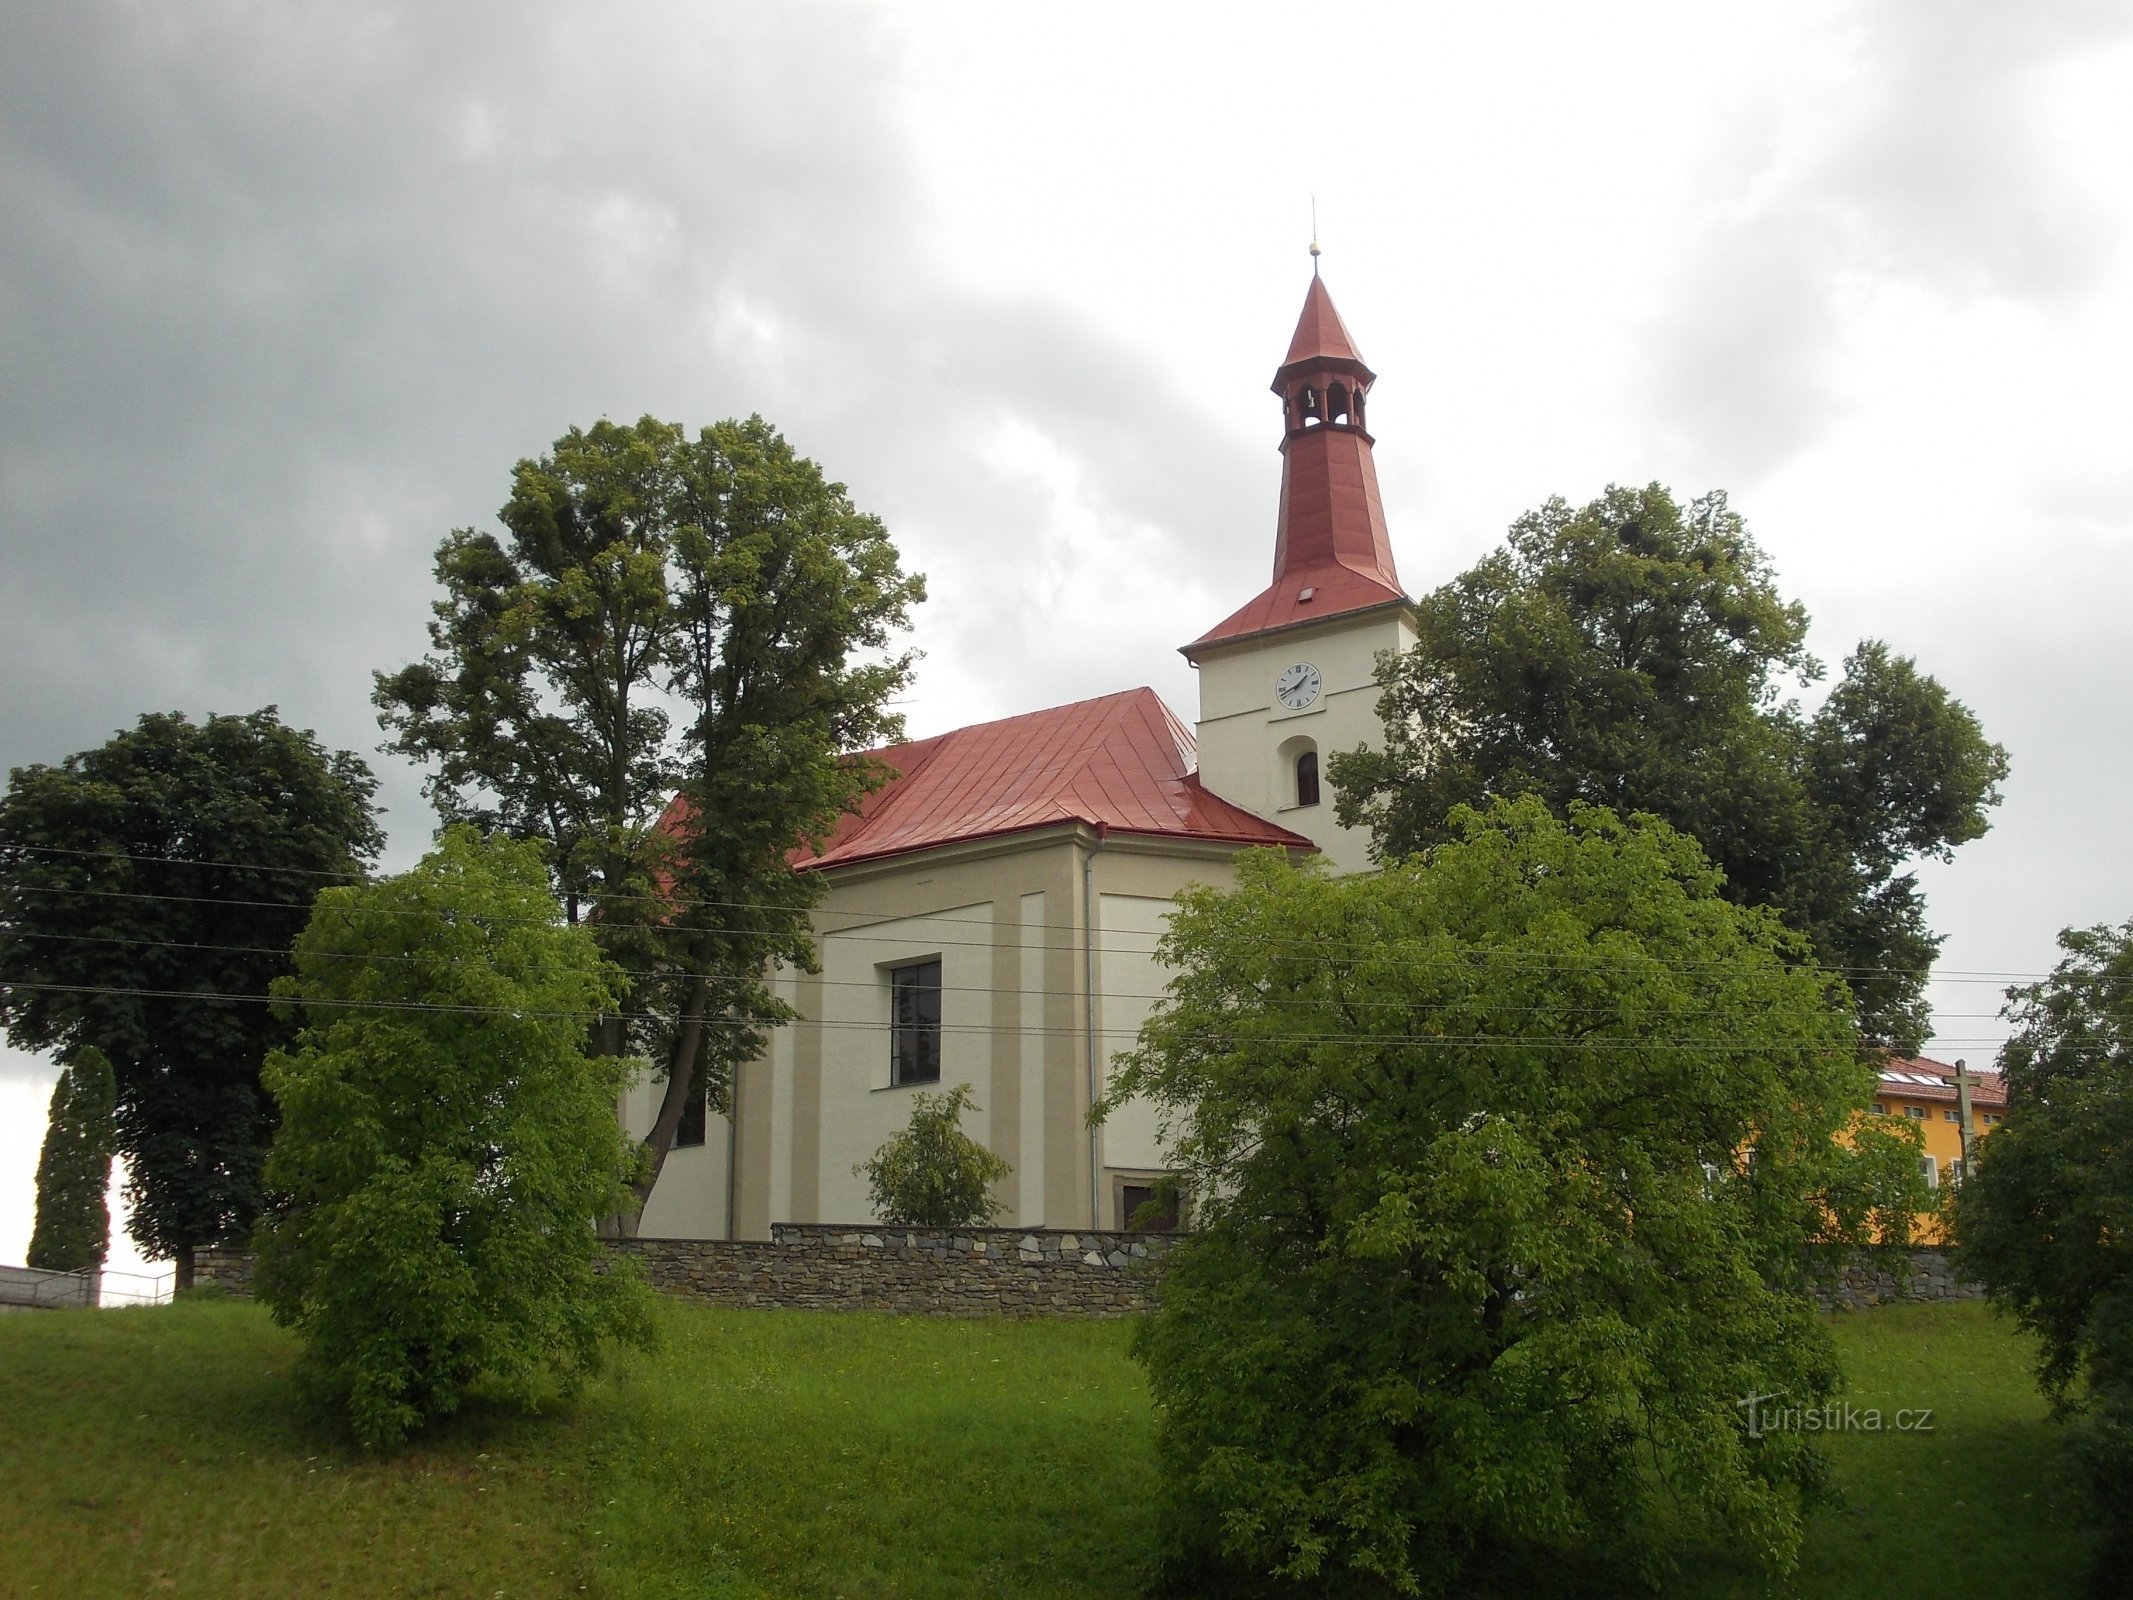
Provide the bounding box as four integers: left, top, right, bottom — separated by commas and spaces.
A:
1877, 1055, 2006, 1110
1188, 275, 1407, 654
787, 688, 1311, 871
1278, 274, 1371, 376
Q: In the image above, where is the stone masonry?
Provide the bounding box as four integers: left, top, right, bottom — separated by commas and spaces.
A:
608, 1224, 1178, 1318
1805, 1245, 1985, 1313
183, 1232, 1980, 1320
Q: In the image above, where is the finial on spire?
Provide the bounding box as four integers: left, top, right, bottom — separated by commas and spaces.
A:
1309, 195, 1321, 275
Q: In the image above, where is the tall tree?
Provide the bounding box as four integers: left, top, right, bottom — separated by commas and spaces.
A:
1100, 798, 1932, 1594
1331, 484, 2007, 1049
376, 415, 923, 1228
27, 1044, 116, 1274
0, 710, 383, 1285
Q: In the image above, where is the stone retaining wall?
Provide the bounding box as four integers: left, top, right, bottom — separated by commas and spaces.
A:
194, 1246, 257, 1296
1805, 1245, 1984, 1313
610, 1224, 1178, 1318
170, 1234, 1986, 1321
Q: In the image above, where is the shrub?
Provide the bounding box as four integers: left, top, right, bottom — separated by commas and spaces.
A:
255, 828, 655, 1449
856, 1084, 1011, 1227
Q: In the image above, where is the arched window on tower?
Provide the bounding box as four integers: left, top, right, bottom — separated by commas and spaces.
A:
1327, 382, 1351, 425
1295, 749, 1320, 808
1299, 386, 1322, 426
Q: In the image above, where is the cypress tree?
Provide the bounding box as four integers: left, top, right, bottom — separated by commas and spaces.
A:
27, 1046, 116, 1274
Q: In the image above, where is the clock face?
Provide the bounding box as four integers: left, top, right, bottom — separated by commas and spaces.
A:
1274, 662, 1322, 711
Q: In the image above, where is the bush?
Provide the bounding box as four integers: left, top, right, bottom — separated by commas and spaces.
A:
255, 828, 655, 1449
856, 1084, 1011, 1227
1102, 798, 1920, 1594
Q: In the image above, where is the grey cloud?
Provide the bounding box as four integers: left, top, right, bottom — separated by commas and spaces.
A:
0, 0, 1256, 903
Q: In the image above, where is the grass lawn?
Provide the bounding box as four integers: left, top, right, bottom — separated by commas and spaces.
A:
0, 1294, 2096, 1598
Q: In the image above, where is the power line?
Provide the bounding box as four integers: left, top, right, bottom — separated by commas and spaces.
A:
0, 842, 2083, 985
0, 926, 2026, 1021
0, 877, 2085, 991
2, 978, 2002, 1051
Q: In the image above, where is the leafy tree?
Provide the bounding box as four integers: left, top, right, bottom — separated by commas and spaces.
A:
1958, 920, 2133, 1549
0, 710, 383, 1285
255, 828, 656, 1450
855, 1084, 1012, 1228
375, 415, 923, 1228
27, 1045, 116, 1274
1101, 797, 1928, 1595
1331, 484, 2007, 1051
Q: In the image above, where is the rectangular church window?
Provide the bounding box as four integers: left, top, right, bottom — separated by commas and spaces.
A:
674, 1071, 707, 1148
890, 959, 942, 1086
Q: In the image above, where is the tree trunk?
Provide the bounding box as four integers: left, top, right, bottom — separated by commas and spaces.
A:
173, 1243, 196, 1293
628, 966, 715, 1217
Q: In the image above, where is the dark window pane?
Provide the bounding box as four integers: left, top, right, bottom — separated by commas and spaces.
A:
1295, 751, 1320, 807
674, 1073, 707, 1148
1122, 1182, 1179, 1231
891, 959, 942, 1085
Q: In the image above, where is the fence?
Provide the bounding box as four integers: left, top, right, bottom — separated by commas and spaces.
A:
0, 1262, 174, 1311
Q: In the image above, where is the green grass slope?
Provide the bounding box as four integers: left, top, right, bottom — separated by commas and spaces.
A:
0, 1294, 2095, 1598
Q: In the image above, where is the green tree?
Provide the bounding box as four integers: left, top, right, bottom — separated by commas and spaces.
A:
255, 828, 656, 1450
375, 415, 923, 1228
1958, 920, 2133, 1548
27, 1045, 116, 1274
1101, 797, 1928, 1595
0, 710, 383, 1285
1331, 485, 2007, 1051
856, 1084, 1012, 1228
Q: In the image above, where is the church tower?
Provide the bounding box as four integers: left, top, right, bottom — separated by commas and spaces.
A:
1183, 272, 1415, 872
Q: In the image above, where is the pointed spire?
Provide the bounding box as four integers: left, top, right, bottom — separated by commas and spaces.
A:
1278, 275, 1371, 378
1184, 275, 1407, 655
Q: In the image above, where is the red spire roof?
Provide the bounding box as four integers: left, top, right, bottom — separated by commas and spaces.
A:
1187, 276, 1407, 654
1279, 273, 1371, 375
651, 689, 1314, 874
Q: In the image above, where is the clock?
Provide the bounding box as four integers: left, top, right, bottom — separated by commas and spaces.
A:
1274, 662, 1322, 711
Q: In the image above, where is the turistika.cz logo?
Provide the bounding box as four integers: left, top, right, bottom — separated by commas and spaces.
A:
1737, 1390, 1933, 1439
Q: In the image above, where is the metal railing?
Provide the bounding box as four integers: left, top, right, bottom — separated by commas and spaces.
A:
0, 1263, 175, 1309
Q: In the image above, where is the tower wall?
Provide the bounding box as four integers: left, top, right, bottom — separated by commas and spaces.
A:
1191, 608, 1415, 874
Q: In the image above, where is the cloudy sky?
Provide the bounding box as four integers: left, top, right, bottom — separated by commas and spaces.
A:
6, 1, 2131, 1278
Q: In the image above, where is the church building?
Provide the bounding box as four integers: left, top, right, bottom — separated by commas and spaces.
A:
625, 274, 1419, 1238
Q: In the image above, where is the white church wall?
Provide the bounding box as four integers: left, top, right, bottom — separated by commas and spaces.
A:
1017, 889, 1049, 1224
626, 1076, 731, 1240
1095, 891, 1175, 1178
809, 899, 996, 1225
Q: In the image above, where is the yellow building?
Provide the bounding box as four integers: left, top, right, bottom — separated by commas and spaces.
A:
1865, 1055, 2005, 1239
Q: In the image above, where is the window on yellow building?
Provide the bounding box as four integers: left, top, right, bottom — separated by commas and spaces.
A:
1943, 1109, 1961, 1123
1868, 1103, 1888, 1115
1904, 1106, 1927, 1120
1919, 1155, 1939, 1189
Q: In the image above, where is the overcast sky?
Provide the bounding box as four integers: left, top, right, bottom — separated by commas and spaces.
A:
6, 1, 2131, 1278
